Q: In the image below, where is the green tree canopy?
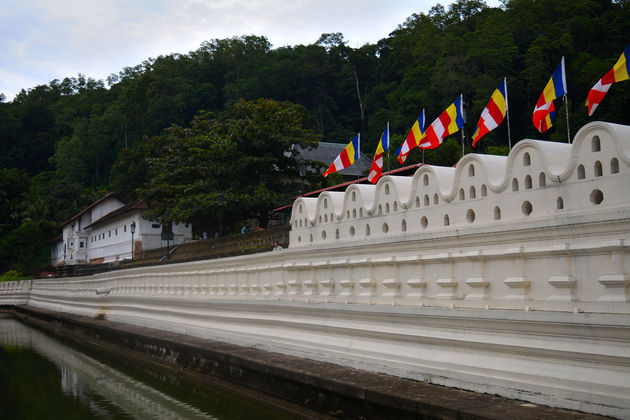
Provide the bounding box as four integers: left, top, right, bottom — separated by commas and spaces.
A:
141, 98, 320, 232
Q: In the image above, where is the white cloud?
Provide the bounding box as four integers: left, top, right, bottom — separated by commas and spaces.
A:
0, 0, 500, 101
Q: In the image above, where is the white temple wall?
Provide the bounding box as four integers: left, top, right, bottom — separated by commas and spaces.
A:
2, 121, 630, 417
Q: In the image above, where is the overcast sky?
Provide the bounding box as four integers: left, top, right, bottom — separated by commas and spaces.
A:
1, 0, 500, 101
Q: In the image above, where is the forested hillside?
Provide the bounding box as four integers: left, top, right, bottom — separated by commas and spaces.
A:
1, 0, 629, 275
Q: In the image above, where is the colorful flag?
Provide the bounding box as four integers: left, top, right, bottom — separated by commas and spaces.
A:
586, 43, 630, 116
396, 110, 425, 164
418, 95, 465, 150
472, 78, 508, 148
368, 123, 390, 184
323, 134, 360, 177
533, 57, 567, 133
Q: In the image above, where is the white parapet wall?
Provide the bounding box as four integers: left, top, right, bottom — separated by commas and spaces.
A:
1, 121, 630, 418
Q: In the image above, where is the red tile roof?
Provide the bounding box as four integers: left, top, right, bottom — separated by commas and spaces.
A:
59, 192, 124, 227
271, 163, 425, 212
84, 200, 148, 229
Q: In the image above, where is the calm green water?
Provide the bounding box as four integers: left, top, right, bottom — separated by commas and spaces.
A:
0, 314, 298, 419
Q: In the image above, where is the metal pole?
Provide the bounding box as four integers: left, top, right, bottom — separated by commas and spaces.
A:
130, 221, 136, 261
505, 77, 512, 150
461, 94, 466, 157
386, 122, 390, 172
564, 94, 571, 143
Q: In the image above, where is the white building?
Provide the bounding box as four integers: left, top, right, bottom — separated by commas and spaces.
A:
51, 194, 192, 265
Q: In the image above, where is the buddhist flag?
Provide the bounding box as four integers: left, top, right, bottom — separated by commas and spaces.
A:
323, 134, 360, 177
472, 78, 508, 148
368, 123, 390, 184
533, 57, 567, 133
586, 43, 630, 116
419, 95, 465, 150
396, 110, 426, 164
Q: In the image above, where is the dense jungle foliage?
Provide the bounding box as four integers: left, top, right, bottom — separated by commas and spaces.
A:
1, 0, 629, 274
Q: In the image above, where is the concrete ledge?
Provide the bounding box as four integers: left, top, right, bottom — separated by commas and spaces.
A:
8, 305, 609, 420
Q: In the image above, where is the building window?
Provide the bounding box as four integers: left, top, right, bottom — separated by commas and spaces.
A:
115, 228, 118, 235
468, 164, 475, 177
494, 206, 501, 220
523, 152, 531, 166
152, 224, 161, 229
512, 178, 519, 191
124, 225, 127, 232
539, 172, 546, 187
525, 175, 532, 189
557, 197, 564, 210
80, 242, 84, 248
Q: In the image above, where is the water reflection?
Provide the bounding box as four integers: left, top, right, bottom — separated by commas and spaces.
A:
0, 314, 289, 419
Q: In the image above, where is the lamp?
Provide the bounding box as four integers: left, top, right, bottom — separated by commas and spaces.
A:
298, 161, 306, 195
130, 221, 136, 261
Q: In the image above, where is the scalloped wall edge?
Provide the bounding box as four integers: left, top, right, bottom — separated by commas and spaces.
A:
290, 121, 630, 248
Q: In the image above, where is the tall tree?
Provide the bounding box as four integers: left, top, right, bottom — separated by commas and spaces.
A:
141, 98, 320, 232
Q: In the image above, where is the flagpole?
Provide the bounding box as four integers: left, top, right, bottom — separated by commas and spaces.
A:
357, 132, 361, 180
559, 56, 570, 144
460, 94, 466, 157
386, 122, 390, 172
505, 77, 512, 150
564, 94, 571, 143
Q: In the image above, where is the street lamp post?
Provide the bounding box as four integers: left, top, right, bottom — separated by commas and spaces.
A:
298, 161, 306, 195
130, 221, 136, 261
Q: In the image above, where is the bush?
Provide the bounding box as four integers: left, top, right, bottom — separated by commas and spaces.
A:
0, 269, 29, 282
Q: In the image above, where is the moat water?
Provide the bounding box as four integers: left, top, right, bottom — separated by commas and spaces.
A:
0, 314, 298, 419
